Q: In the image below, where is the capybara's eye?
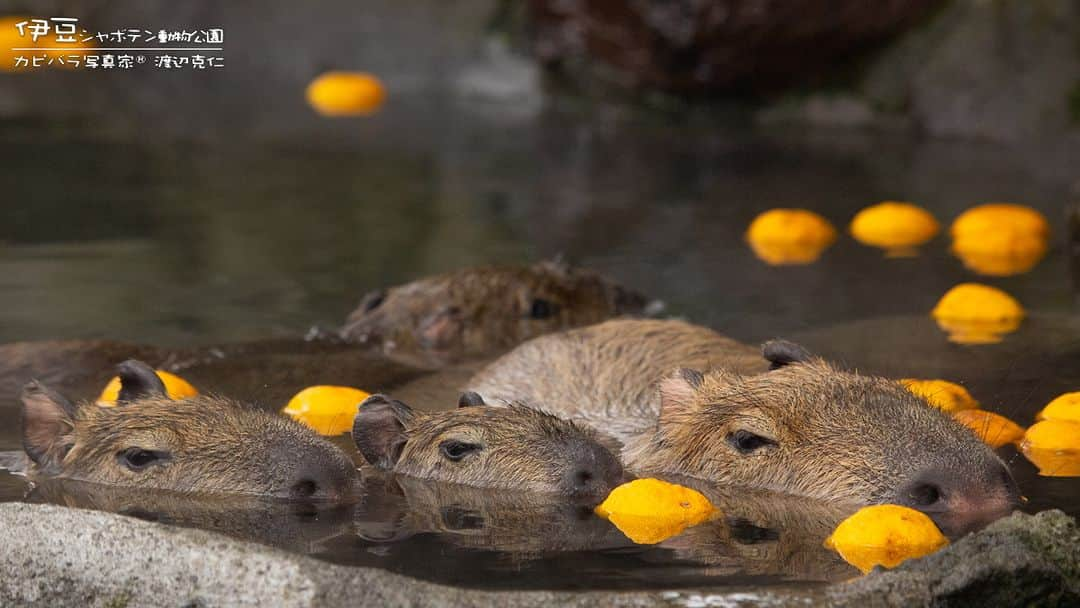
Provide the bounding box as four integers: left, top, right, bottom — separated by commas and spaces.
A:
727, 430, 777, 454
529, 298, 558, 319
118, 448, 170, 471
359, 289, 387, 313
439, 440, 482, 462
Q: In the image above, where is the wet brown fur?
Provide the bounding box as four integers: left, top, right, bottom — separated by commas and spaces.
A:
467, 319, 767, 436
22, 389, 358, 500
340, 261, 654, 367
355, 398, 623, 497
466, 319, 1018, 532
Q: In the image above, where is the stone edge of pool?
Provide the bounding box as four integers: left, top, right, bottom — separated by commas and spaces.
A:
0, 503, 1075, 607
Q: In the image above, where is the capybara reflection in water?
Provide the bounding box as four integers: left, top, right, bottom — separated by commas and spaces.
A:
19, 359, 358, 501
467, 319, 1020, 535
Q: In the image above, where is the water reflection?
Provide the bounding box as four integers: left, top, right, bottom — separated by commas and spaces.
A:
6, 464, 865, 589
331, 474, 862, 587
1020, 420, 1080, 478
657, 479, 855, 581
379, 476, 625, 556
1021, 446, 1080, 477
22, 477, 356, 554
952, 242, 1047, 277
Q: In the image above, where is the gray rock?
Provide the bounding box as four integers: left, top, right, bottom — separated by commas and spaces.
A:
0, 502, 797, 607
0, 502, 1075, 607
828, 510, 1080, 607
764, 0, 1080, 142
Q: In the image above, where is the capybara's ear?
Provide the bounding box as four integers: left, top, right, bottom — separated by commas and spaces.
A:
458, 392, 486, 408
762, 340, 813, 370
20, 380, 77, 473
353, 395, 414, 469
658, 368, 704, 422
115, 359, 168, 404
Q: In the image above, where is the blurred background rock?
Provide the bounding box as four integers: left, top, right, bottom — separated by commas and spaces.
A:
1, 0, 1077, 144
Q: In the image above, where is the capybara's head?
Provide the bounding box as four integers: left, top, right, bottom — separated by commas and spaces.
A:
20, 360, 359, 501
352, 392, 624, 500
339, 261, 656, 366
626, 341, 1020, 536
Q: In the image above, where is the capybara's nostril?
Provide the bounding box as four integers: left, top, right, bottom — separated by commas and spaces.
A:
907, 482, 944, 508
896, 472, 951, 513
567, 467, 603, 498
896, 460, 1021, 536
575, 470, 594, 487
291, 479, 319, 499
561, 440, 624, 500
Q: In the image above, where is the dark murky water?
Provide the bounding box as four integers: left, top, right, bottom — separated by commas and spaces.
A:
0, 103, 1077, 590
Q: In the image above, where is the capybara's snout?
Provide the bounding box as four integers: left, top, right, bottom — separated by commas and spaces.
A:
558, 438, 624, 501
892, 458, 1020, 536
277, 446, 359, 503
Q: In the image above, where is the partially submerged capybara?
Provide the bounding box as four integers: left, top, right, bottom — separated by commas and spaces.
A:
466, 319, 1020, 534
352, 392, 624, 499
19, 359, 358, 500
0, 262, 652, 402
340, 261, 658, 367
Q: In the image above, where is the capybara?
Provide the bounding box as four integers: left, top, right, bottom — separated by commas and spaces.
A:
466, 319, 1020, 535
352, 392, 624, 500
340, 261, 658, 367
0, 262, 654, 403
19, 359, 358, 500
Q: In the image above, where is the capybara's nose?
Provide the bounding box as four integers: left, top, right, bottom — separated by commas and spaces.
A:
560, 440, 624, 501
285, 454, 359, 503
894, 462, 1020, 536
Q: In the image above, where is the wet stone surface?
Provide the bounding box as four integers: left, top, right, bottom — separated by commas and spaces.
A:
1, 503, 1075, 606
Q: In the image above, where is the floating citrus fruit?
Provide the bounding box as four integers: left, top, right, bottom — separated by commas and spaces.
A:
1020, 420, 1080, 477
745, 209, 837, 265
306, 71, 386, 116
950, 204, 1049, 277
900, 379, 979, 412
849, 202, 939, 254
1036, 392, 1080, 423
930, 283, 1024, 344
952, 409, 1025, 448
98, 370, 199, 406
595, 478, 716, 544
283, 385, 371, 435
825, 504, 948, 573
